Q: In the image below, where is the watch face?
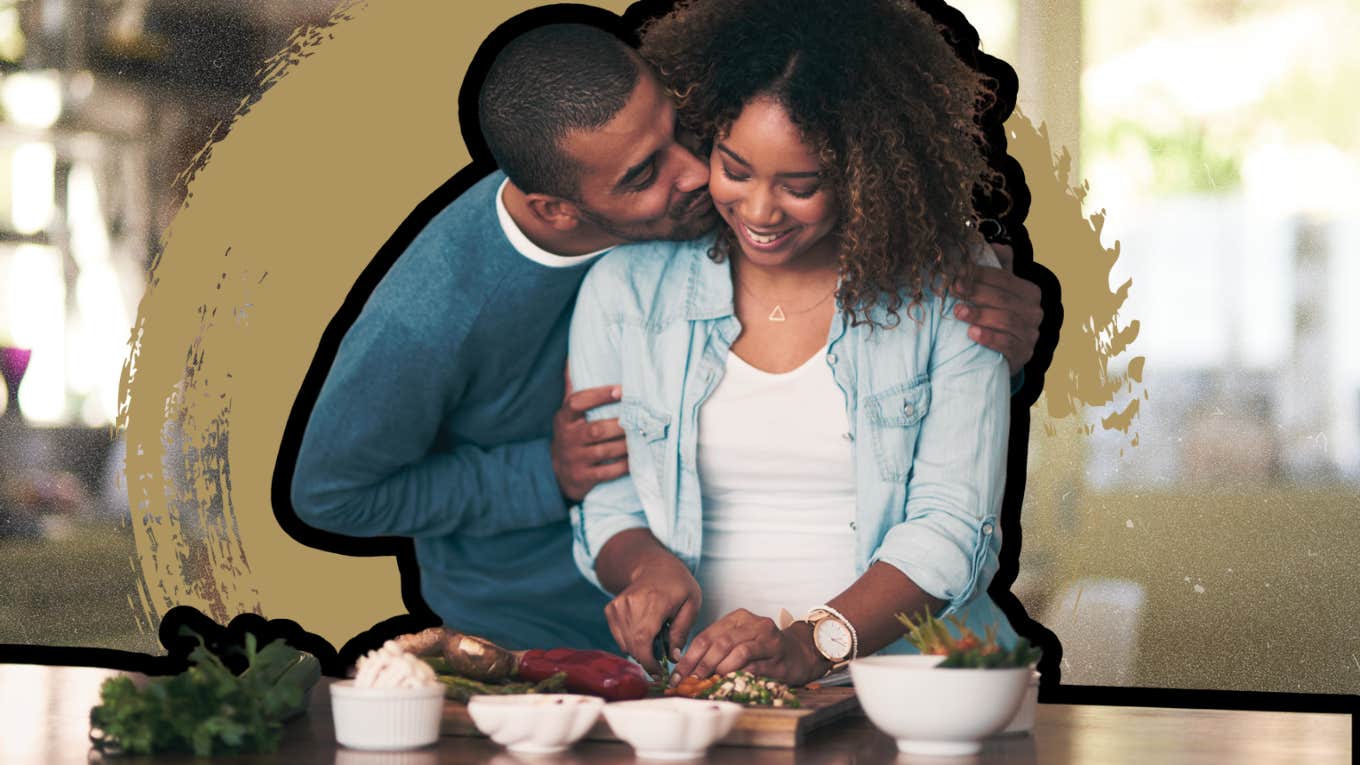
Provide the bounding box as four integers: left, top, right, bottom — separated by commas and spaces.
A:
813, 617, 853, 661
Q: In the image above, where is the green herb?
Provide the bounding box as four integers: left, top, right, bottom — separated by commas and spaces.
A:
431, 666, 568, 703
89, 628, 321, 757
896, 612, 1041, 669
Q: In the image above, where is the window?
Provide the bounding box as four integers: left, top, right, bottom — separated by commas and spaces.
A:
954, 0, 1358, 693
0, 72, 148, 426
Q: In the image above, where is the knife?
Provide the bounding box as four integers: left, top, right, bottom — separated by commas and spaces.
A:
652, 618, 675, 681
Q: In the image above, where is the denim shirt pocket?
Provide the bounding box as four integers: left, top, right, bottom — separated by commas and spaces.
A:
619, 399, 672, 491
864, 377, 932, 482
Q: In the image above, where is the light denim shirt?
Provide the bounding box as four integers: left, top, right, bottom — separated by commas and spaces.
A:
568, 233, 1017, 647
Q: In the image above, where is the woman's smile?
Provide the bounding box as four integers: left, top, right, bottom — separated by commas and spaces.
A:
736, 221, 801, 251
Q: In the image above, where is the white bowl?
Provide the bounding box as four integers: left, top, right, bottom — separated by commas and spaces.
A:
849, 655, 1032, 756
1000, 670, 1041, 735
600, 697, 744, 760
330, 680, 445, 751
466, 694, 604, 754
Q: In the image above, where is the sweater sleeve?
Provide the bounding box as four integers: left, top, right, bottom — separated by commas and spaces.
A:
289, 292, 567, 540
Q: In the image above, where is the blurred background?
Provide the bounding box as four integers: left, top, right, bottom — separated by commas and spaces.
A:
0, 0, 337, 654
1, 0, 1357, 694
954, 0, 1360, 694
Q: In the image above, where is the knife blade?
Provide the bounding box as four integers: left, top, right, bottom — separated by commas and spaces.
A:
652, 618, 675, 682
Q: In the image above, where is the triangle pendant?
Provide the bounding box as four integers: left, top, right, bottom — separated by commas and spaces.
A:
768, 305, 787, 322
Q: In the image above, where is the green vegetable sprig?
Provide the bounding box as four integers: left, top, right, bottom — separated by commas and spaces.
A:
89, 628, 321, 756
896, 612, 1041, 669
420, 657, 568, 703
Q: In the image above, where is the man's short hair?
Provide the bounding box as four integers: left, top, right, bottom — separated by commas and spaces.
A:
479, 24, 641, 199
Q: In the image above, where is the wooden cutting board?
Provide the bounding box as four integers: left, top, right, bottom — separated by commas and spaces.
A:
441, 686, 859, 749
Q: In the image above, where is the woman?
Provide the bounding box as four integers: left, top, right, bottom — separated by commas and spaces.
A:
568, 0, 1017, 686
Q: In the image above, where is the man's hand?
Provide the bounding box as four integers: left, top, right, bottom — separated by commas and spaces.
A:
552, 376, 627, 502
604, 554, 702, 675
673, 610, 828, 686
953, 243, 1043, 375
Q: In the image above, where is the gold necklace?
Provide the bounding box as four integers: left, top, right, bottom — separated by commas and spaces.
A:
734, 274, 837, 322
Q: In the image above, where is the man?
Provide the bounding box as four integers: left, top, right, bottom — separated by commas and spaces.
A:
289, 23, 1042, 652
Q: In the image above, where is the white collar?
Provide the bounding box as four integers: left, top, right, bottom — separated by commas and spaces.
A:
496, 179, 611, 268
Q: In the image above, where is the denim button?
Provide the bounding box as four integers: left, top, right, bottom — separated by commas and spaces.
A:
981, 521, 994, 535
826, 353, 838, 365
902, 401, 915, 416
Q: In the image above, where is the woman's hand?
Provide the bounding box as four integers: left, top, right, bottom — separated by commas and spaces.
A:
604, 553, 702, 675
673, 610, 830, 686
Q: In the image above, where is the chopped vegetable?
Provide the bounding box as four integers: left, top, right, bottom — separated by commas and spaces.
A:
896, 612, 1042, 669
88, 628, 321, 756
665, 674, 722, 698
668, 671, 800, 708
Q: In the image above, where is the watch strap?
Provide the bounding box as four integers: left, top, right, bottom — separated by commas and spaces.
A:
805, 605, 859, 666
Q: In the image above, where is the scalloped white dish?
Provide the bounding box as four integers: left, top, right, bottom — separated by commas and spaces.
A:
466, 693, 605, 754
600, 697, 745, 760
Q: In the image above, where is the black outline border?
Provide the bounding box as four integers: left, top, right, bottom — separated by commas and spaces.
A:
0, 0, 1353, 731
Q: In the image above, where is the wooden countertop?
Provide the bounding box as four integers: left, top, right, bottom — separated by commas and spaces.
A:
0, 664, 1350, 765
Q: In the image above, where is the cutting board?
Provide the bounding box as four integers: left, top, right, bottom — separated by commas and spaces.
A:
441, 686, 860, 748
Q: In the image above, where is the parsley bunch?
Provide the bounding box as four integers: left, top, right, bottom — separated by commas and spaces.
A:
89, 628, 321, 756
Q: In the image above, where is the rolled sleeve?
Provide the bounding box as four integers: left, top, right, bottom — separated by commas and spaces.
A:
871, 294, 1010, 614
873, 512, 1000, 614
570, 501, 650, 591
566, 259, 651, 592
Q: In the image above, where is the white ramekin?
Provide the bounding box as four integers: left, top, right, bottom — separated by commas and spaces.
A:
330, 680, 445, 751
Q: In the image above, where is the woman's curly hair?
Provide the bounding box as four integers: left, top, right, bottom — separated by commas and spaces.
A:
639, 0, 1004, 326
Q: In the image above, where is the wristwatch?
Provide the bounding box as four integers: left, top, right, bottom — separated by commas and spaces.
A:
804, 606, 859, 671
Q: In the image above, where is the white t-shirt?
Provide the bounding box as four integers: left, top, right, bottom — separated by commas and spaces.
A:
695, 347, 858, 629
496, 179, 611, 266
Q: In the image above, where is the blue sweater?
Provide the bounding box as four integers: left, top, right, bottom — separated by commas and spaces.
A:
291, 171, 615, 651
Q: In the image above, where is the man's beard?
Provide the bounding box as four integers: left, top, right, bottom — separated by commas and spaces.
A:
577, 188, 718, 244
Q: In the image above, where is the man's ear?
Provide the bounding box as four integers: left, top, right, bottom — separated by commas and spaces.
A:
524, 193, 585, 231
